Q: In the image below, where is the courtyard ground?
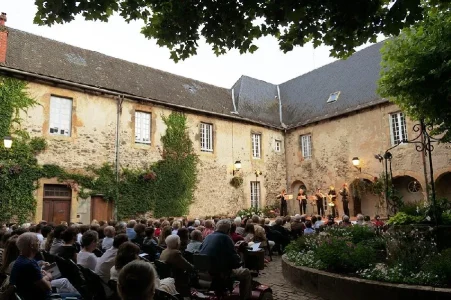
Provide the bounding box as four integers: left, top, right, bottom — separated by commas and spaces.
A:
258, 255, 322, 300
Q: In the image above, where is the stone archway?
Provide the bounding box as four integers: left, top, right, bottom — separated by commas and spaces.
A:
350, 178, 382, 217
436, 172, 451, 200
290, 180, 307, 215
392, 175, 424, 205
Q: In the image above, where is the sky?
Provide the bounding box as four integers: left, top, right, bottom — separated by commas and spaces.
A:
2, 1, 375, 88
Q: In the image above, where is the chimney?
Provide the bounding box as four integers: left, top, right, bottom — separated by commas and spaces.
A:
0, 12, 8, 64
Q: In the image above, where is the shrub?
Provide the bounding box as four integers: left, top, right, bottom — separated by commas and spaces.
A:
422, 248, 451, 285
386, 212, 423, 225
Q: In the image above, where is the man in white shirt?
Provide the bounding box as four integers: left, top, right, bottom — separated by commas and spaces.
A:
35, 223, 44, 243
95, 234, 128, 283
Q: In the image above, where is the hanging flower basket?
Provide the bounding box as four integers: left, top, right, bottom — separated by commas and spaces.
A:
230, 176, 243, 188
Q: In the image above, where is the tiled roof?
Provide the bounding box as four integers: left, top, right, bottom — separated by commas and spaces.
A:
1, 27, 386, 129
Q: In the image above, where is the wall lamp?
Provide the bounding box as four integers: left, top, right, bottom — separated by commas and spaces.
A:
233, 160, 241, 176
352, 157, 361, 173
3, 136, 12, 149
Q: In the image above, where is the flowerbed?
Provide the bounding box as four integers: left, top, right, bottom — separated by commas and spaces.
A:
286, 225, 451, 287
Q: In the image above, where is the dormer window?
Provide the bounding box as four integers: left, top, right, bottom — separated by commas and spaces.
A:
327, 91, 340, 103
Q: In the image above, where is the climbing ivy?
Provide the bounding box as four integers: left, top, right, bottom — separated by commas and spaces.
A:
0, 77, 46, 223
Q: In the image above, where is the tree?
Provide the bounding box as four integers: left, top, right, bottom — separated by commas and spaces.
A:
378, 8, 451, 142
34, 0, 448, 62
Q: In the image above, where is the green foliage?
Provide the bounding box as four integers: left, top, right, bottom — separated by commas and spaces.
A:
229, 176, 243, 188
378, 7, 451, 141
33, 0, 451, 62
422, 248, 451, 285
0, 77, 41, 223
387, 212, 424, 225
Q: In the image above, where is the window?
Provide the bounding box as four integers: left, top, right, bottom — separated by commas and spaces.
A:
327, 91, 341, 103
301, 134, 312, 159
252, 133, 261, 159
135, 111, 151, 144
200, 123, 213, 152
275, 140, 282, 152
49, 96, 72, 136
250, 181, 261, 208
389, 112, 408, 146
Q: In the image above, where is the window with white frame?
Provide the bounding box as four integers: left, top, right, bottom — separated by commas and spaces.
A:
49, 96, 73, 137
135, 111, 151, 144
250, 181, 261, 208
252, 133, 261, 159
275, 140, 282, 152
389, 112, 408, 146
200, 122, 213, 152
301, 134, 312, 159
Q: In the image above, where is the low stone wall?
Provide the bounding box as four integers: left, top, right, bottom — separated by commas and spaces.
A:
282, 255, 451, 300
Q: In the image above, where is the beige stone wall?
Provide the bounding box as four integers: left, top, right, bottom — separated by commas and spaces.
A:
21, 82, 287, 221
285, 103, 451, 218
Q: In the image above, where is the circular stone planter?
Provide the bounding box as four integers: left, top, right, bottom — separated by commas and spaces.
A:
282, 255, 451, 300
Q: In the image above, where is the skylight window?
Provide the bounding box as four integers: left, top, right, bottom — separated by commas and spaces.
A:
327, 91, 341, 103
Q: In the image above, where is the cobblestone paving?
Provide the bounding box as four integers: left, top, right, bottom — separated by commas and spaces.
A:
257, 255, 323, 300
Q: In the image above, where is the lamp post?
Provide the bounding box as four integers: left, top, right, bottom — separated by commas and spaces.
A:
3, 136, 12, 149
352, 157, 361, 173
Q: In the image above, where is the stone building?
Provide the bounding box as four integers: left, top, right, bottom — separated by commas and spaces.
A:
0, 17, 450, 223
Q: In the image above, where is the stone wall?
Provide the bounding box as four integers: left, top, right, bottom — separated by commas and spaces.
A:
21, 82, 287, 222
285, 103, 451, 217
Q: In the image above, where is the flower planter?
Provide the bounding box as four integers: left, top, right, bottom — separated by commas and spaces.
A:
282, 255, 451, 300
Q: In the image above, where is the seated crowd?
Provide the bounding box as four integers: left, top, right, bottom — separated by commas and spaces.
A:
0, 213, 384, 300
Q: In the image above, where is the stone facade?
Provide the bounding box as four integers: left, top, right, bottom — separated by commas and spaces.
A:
21, 82, 286, 222
285, 102, 451, 218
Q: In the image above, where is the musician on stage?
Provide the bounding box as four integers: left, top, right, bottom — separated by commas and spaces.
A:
277, 189, 288, 216
328, 186, 338, 218
297, 188, 307, 215
340, 183, 350, 217
314, 188, 325, 217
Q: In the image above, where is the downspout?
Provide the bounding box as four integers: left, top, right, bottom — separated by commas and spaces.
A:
114, 95, 124, 220
276, 85, 283, 127
278, 85, 290, 207
231, 88, 238, 114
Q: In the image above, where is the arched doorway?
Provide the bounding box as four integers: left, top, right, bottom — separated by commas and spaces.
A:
436, 172, 451, 200
350, 179, 381, 217
392, 175, 424, 205
290, 180, 307, 215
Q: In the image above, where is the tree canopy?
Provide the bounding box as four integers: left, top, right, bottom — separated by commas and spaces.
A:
34, 0, 448, 62
378, 8, 451, 142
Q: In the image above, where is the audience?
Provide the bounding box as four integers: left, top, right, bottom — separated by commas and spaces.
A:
177, 227, 190, 251
202, 220, 215, 239
49, 225, 67, 255
102, 226, 115, 251
1, 235, 19, 274
230, 223, 244, 243
131, 224, 146, 247
96, 233, 129, 283
56, 227, 78, 262
110, 242, 140, 281
126, 220, 137, 240
77, 230, 99, 271
303, 221, 315, 235
340, 215, 352, 227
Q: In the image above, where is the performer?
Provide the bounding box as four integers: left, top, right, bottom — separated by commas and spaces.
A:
315, 188, 325, 217
328, 186, 338, 218
340, 183, 350, 217
277, 189, 288, 216
297, 188, 307, 215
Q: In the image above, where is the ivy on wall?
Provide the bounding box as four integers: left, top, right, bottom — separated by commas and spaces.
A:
0, 76, 199, 222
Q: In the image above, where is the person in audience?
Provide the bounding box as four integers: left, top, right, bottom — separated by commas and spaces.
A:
115, 221, 127, 235
291, 215, 304, 238
110, 242, 141, 281
243, 223, 255, 243
0, 232, 11, 265
77, 224, 89, 244
311, 216, 318, 227
56, 227, 78, 262
10, 233, 80, 300
142, 227, 158, 260
340, 215, 352, 227
283, 216, 292, 231
171, 221, 181, 235
126, 220, 137, 240
77, 230, 99, 271
102, 226, 115, 251
200, 219, 251, 300
177, 227, 190, 251
1, 235, 19, 274
143, 227, 157, 246
202, 220, 215, 239
363, 215, 373, 227
153, 221, 161, 237
35, 223, 44, 243
314, 216, 324, 229
303, 221, 315, 235
373, 215, 385, 228
158, 226, 172, 247
117, 260, 156, 300
234, 217, 244, 235
95, 234, 129, 283
159, 235, 193, 271
230, 223, 244, 243
131, 224, 146, 247
49, 225, 67, 255
355, 214, 364, 226
186, 230, 203, 253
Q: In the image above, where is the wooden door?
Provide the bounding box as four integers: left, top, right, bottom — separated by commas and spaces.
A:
91, 195, 114, 222
43, 185, 72, 224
